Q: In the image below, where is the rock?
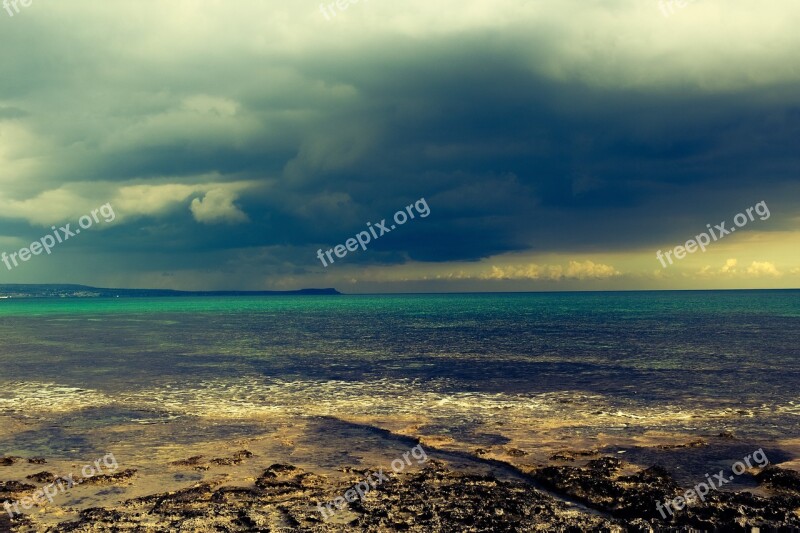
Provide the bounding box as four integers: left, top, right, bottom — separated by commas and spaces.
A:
26, 471, 57, 483
756, 465, 800, 494
82, 468, 137, 485
170, 455, 205, 467
505, 448, 528, 457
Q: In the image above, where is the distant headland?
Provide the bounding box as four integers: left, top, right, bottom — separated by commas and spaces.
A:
0, 284, 341, 298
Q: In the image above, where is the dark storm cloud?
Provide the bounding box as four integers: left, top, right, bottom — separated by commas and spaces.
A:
261, 41, 800, 261
0, 0, 798, 288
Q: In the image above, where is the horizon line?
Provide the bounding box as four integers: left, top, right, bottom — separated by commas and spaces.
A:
1, 283, 799, 296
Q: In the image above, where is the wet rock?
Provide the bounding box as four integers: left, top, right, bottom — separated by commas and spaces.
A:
586, 457, 623, 476
233, 450, 254, 460
82, 468, 137, 485
353, 463, 615, 532
0, 511, 31, 531
10, 451, 798, 532
210, 457, 240, 466
43, 462, 619, 531
756, 465, 800, 494
170, 455, 205, 466
0, 480, 37, 497
532, 456, 800, 530
655, 439, 706, 449
548, 449, 598, 462
548, 451, 576, 461
505, 448, 528, 457
26, 471, 57, 483
259, 463, 300, 479
211, 450, 255, 466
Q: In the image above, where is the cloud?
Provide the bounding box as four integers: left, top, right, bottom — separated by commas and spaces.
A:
0, 188, 96, 225
565, 260, 620, 280
0, 179, 255, 227
113, 184, 201, 219
479, 260, 620, 281
721, 258, 738, 274
696, 258, 738, 277
745, 261, 782, 278
190, 188, 249, 224
480, 264, 563, 281
697, 258, 782, 278
181, 95, 239, 116
0, 0, 798, 290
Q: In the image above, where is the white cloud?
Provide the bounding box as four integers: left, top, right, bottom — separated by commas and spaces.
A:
113, 184, 201, 218
565, 260, 620, 280
0, 188, 96, 225
0, 179, 255, 226
696, 258, 783, 278
479, 260, 620, 281
721, 258, 738, 274
745, 261, 782, 278
696, 258, 738, 277
480, 264, 563, 281
190, 187, 249, 224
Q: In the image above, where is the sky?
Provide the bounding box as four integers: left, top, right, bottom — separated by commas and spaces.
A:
0, 0, 799, 293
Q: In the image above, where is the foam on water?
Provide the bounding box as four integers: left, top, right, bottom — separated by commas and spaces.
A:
1, 377, 795, 441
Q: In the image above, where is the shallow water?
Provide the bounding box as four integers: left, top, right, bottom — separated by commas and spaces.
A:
1, 291, 798, 471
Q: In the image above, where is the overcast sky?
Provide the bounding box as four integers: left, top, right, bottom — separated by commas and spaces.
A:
1, 0, 799, 293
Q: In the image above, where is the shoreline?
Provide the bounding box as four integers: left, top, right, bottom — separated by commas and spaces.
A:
2, 419, 799, 531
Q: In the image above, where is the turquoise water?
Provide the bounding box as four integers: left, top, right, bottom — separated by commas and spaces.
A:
0, 290, 798, 458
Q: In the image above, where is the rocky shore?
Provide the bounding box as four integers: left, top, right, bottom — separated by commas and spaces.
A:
2, 438, 800, 532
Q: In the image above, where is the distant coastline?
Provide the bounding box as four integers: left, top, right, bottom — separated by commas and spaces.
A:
0, 284, 341, 298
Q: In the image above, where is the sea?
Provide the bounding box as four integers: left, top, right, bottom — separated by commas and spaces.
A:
1, 290, 798, 492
